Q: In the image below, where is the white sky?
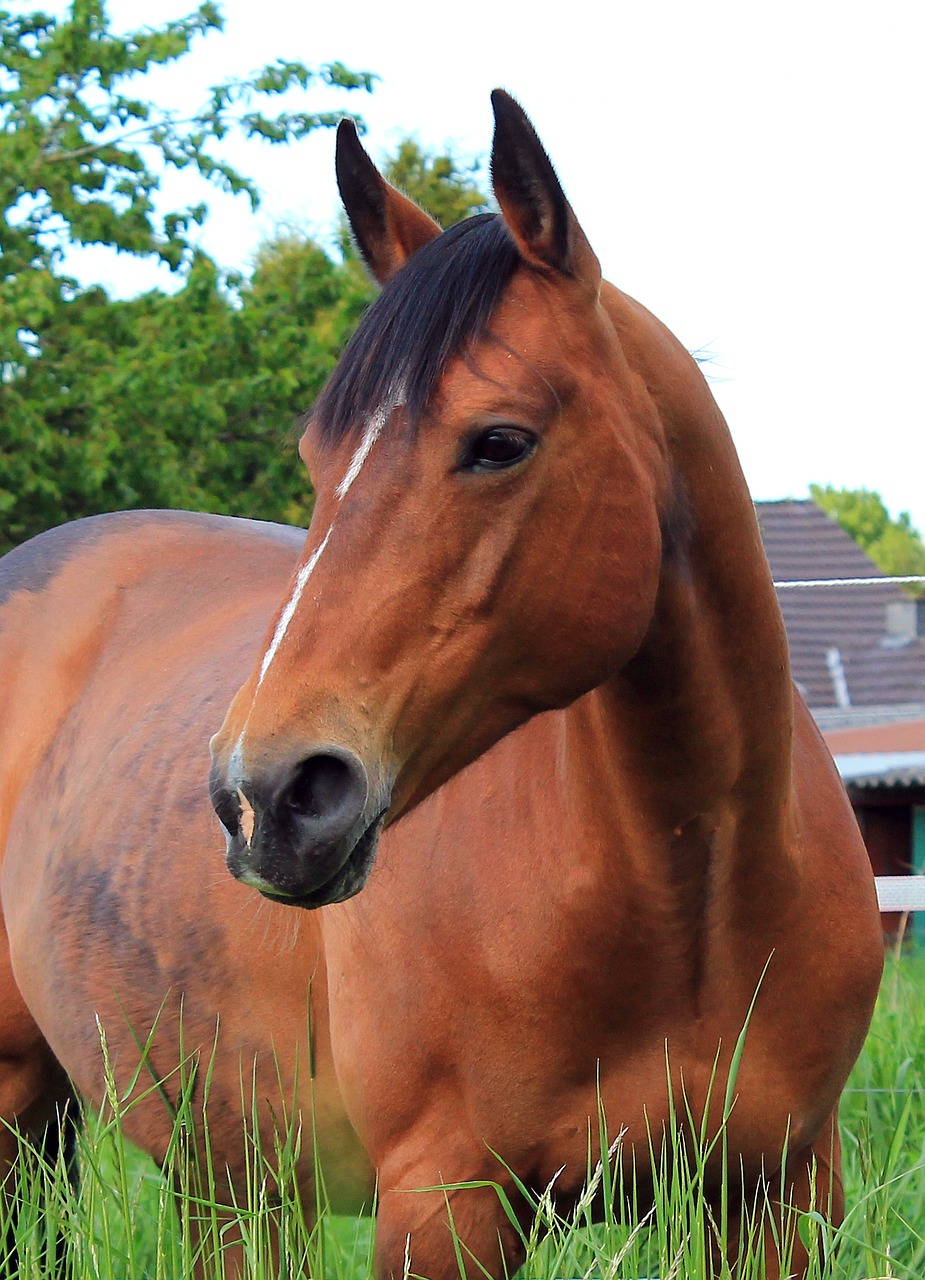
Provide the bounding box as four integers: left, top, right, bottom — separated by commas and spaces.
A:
53, 0, 925, 530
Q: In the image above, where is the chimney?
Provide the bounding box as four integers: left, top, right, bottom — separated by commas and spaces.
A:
885, 597, 925, 642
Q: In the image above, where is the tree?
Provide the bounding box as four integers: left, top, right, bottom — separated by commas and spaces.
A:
0, 3, 493, 550
810, 484, 925, 585
0, 240, 375, 545
0, 1, 371, 274
384, 138, 490, 228
0, 118, 491, 549
1, 0, 373, 548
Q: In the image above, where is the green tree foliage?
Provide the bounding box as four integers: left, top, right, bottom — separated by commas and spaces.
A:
0, 0, 377, 550
0, 138, 490, 550
0, 1, 490, 553
811, 484, 925, 584
0, 0, 371, 356
385, 138, 490, 228
2, 241, 377, 545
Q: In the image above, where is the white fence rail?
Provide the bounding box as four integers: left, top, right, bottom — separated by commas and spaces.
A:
875, 877, 925, 912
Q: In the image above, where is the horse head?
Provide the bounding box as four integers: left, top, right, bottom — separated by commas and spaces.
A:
209, 92, 675, 906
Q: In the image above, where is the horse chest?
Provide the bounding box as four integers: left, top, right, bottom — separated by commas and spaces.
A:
326, 909, 837, 1196
487, 1032, 830, 1205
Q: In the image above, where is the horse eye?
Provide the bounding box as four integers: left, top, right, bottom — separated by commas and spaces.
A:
465, 427, 536, 471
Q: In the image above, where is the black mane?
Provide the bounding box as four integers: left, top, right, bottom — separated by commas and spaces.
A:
314, 214, 521, 442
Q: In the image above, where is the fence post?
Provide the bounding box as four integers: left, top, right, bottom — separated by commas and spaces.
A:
914, 808, 925, 947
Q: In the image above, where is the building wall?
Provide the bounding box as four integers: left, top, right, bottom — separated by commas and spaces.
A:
850, 790, 925, 943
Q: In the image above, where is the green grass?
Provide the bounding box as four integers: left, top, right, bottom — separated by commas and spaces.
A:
836, 949, 925, 1276
3, 952, 925, 1278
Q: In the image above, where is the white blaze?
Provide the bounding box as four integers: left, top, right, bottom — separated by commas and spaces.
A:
240, 391, 404, 757
229, 731, 246, 782
256, 526, 332, 688
336, 404, 389, 500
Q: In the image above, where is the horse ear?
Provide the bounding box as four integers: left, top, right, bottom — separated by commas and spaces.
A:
490, 90, 600, 292
336, 120, 442, 285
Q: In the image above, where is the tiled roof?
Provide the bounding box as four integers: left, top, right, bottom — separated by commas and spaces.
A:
849, 768, 925, 788
849, 768, 925, 790
823, 718, 925, 754
756, 500, 925, 709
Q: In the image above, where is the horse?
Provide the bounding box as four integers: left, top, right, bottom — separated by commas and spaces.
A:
0, 91, 883, 1279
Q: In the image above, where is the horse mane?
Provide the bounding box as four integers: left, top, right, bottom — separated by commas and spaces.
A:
314, 213, 521, 443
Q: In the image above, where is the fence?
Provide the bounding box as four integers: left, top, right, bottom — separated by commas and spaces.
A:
773, 575, 925, 591
875, 876, 925, 912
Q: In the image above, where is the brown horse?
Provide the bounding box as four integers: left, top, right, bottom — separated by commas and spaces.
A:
0, 92, 882, 1278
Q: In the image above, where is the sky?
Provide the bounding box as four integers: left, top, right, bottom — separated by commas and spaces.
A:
55, 0, 925, 530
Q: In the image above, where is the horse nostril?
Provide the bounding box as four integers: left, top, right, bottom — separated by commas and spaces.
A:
282, 751, 369, 836
209, 770, 242, 839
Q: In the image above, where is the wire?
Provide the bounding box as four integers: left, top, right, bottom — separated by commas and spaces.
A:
774, 575, 925, 590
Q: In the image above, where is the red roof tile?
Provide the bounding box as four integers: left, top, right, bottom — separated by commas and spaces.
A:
823, 719, 925, 753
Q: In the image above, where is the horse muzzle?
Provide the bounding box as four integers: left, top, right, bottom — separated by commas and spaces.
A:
209, 746, 390, 909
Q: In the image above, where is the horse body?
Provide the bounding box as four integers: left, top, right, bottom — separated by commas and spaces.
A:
0, 94, 882, 1279
0, 513, 370, 1210
293, 269, 880, 1273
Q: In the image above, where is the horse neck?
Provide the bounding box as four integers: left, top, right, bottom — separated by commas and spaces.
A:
579, 285, 795, 871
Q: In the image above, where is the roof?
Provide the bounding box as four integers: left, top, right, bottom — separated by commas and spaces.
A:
834, 751, 925, 790
756, 500, 925, 709
824, 718, 925, 754
812, 703, 925, 733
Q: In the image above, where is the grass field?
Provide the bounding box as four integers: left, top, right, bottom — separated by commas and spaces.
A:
3, 950, 924, 1279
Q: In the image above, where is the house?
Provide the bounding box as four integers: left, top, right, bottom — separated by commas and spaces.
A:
756, 500, 925, 939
